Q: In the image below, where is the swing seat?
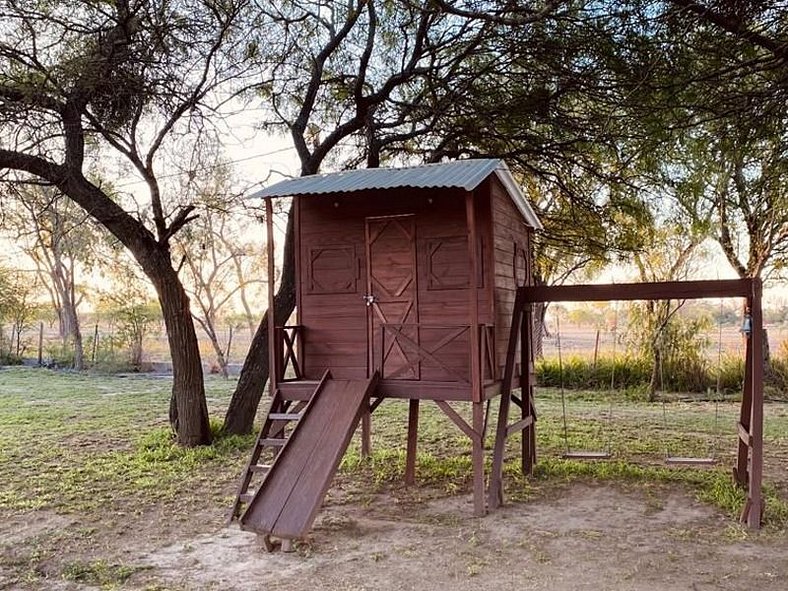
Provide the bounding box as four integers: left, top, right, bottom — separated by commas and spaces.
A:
665, 456, 716, 466
562, 450, 612, 460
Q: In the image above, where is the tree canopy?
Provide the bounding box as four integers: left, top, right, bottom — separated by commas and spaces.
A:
3, 0, 788, 440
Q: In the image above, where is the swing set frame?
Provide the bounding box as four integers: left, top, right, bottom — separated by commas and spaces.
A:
488, 278, 765, 529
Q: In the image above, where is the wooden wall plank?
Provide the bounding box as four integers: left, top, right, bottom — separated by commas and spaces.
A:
489, 176, 533, 379
297, 184, 495, 392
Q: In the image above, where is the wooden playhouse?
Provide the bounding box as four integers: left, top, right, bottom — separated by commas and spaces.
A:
229, 159, 767, 547
228, 159, 543, 545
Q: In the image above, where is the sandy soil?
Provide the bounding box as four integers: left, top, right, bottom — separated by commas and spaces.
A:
3, 482, 786, 591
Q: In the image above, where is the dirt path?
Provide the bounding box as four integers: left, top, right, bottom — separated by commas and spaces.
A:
3, 482, 786, 590
135, 484, 786, 591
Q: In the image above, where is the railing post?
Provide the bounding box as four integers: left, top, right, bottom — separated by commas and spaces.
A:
273, 326, 283, 383
265, 198, 278, 395
378, 325, 385, 378
295, 325, 303, 379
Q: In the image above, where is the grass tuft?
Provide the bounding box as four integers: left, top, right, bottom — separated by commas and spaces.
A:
61, 559, 141, 587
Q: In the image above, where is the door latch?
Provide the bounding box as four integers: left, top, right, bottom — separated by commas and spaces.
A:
362, 294, 377, 307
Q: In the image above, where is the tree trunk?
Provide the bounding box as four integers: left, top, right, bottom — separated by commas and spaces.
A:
148, 257, 212, 446
62, 296, 84, 370
205, 323, 230, 378
223, 207, 296, 435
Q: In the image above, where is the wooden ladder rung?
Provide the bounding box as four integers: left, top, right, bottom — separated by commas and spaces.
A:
239, 491, 256, 503
249, 464, 271, 474
269, 413, 301, 421
259, 438, 287, 447
665, 457, 716, 466
563, 451, 612, 460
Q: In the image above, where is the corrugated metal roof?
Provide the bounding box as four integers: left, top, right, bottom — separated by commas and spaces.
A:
251, 158, 542, 229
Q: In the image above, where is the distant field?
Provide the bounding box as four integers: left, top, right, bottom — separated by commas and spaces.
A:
542, 324, 788, 359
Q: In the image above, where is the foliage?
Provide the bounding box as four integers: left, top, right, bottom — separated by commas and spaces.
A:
0, 265, 42, 363
628, 306, 714, 393
769, 339, 788, 398
537, 354, 652, 393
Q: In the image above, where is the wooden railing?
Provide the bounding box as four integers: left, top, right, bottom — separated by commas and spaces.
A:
274, 325, 304, 382
378, 323, 496, 384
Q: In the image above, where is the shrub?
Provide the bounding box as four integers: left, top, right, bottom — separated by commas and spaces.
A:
537, 353, 747, 395
537, 354, 652, 390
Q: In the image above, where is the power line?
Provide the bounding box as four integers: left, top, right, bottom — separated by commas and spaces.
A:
114, 145, 296, 189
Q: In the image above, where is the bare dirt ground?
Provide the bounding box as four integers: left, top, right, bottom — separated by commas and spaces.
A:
3, 482, 786, 591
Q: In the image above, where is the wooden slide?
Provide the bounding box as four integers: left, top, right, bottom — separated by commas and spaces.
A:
239, 374, 378, 540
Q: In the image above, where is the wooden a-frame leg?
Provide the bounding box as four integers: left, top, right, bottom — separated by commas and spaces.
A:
405, 399, 419, 485
521, 306, 536, 476
734, 330, 752, 488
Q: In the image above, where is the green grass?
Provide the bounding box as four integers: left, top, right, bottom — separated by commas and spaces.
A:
0, 367, 251, 514
2, 365, 788, 545
61, 559, 142, 588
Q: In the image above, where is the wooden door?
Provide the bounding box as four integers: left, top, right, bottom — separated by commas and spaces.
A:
365, 215, 419, 380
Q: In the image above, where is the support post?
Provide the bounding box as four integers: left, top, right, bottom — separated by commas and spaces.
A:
265, 199, 278, 395
472, 401, 485, 516
37, 322, 43, 366
405, 399, 419, 485
465, 191, 481, 403
361, 407, 372, 458
744, 279, 764, 528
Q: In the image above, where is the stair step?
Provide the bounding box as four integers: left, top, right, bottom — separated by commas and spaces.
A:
250, 464, 271, 473
279, 380, 321, 401
260, 438, 287, 447
269, 413, 301, 421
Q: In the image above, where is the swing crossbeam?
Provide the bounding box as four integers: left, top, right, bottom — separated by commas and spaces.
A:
489, 277, 765, 529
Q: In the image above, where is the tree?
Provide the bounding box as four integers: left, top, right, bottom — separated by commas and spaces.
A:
0, 0, 255, 445
630, 223, 708, 400
670, 115, 788, 281
2, 184, 99, 370
377, 2, 663, 350
97, 258, 161, 370
175, 155, 266, 378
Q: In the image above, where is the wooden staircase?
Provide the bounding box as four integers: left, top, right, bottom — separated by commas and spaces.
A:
227, 373, 328, 525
